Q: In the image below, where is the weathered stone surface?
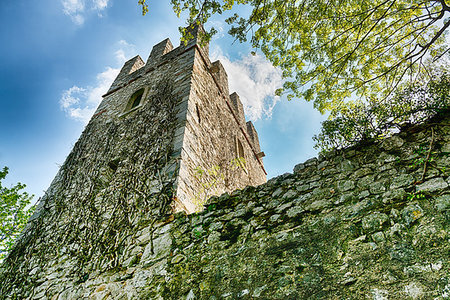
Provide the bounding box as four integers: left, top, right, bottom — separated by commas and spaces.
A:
435, 194, 450, 211
337, 180, 355, 192
390, 174, 414, 189
362, 212, 389, 233
1, 31, 449, 300
381, 135, 404, 150
417, 177, 449, 192
402, 204, 424, 226
141, 233, 172, 265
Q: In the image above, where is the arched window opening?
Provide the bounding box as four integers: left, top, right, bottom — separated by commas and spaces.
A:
235, 137, 247, 172
125, 88, 145, 111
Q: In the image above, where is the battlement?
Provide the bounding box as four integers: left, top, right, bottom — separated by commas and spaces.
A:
246, 121, 262, 154
210, 60, 229, 97
107, 55, 145, 93
146, 38, 174, 67
105, 25, 209, 95
229, 92, 246, 126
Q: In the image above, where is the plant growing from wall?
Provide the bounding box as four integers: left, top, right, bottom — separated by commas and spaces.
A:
407, 191, 427, 202
0, 167, 35, 261
313, 71, 450, 152
192, 157, 247, 211
192, 165, 225, 212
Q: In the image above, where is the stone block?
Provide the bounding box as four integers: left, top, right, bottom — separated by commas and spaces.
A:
362, 212, 389, 233
141, 233, 172, 266
401, 204, 424, 226
435, 194, 450, 211
416, 177, 448, 193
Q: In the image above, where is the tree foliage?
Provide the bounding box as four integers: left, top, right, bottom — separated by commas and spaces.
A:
139, 0, 449, 115
0, 167, 34, 261
313, 71, 450, 151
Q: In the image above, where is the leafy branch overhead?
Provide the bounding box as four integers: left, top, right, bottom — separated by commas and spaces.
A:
139, 0, 450, 115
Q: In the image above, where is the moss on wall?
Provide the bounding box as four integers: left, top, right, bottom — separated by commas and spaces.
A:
1, 112, 449, 299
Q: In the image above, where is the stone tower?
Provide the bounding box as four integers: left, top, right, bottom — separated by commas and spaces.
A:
100, 24, 266, 213
0, 25, 265, 298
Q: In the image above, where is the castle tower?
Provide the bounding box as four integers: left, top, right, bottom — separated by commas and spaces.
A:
0, 25, 265, 297
99, 24, 266, 213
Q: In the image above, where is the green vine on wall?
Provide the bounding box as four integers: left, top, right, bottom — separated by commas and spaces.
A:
0, 79, 181, 295
192, 157, 247, 212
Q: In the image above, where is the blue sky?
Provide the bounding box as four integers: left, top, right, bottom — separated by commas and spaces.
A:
0, 0, 326, 202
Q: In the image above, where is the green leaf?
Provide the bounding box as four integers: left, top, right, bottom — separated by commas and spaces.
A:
0, 166, 35, 261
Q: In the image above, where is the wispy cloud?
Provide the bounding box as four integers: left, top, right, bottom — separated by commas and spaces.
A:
60, 67, 119, 123
208, 21, 225, 41
60, 40, 135, 123
61, 0, 85, 25
92, 0, 109, 11
61, 0, 111, 25
114, 40, 136, 64
211, 48, 283, 121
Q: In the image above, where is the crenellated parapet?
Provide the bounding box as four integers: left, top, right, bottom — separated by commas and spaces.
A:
229, 92, 246, 126
104, 25, 212, 97
246, 120, 262, 155
210, 60, 229, 97
107, 55, 145, 93
146, 38, 174, 68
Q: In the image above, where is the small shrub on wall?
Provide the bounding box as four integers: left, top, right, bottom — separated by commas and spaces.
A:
314, 71, 450, 152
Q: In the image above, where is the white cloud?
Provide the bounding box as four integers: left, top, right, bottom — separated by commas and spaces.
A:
115, 40, 136, 64
92, 0, 109, 11
62, 0, 111, 25
60, 86, 85, 109
114, 49, 127, 64
60, 40, 135, 123
211, 48, 283, 121
60, 67, 119, 124
62, 0, 85, 25
118, 40, 131, 46
62, 0, 85, 15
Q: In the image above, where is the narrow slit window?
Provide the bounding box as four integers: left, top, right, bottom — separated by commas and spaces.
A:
196, 103, 201, 123
237, 139, 244, 159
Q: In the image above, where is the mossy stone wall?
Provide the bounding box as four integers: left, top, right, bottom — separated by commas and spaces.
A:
1, 113, 449, 299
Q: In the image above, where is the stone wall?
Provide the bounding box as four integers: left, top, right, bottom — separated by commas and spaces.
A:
1, 107, 448, 299
131, 112, 449, 299
177, 43, 267, 213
